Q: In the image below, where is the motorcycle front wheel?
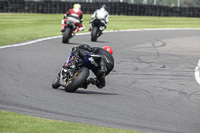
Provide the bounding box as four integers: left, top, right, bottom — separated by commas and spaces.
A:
52, 76, 60, 89
65, 67, 89, 92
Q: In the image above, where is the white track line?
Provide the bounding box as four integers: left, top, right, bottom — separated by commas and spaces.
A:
195, 60, 200, 85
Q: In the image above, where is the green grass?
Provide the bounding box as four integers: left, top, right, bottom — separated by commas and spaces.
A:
0, 110, 143, 133
108, 15, 200, 29
0, 13, 200, 46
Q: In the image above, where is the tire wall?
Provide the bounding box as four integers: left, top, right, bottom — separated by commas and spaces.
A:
0, 0, 199, 17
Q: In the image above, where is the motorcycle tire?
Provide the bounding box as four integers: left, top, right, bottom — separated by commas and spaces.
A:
65, 67, 89, 92
52, 76, 60, 89
91, 26, 99, 42
62, 27, 72, 43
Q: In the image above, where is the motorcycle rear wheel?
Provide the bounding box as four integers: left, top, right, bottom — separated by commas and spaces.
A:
91, 26, 99, 42
62, 27, 72, 43
65, 67, 89, 92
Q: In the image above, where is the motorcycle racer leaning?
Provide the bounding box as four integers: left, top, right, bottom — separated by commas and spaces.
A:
61, 4, 85, 36
63, 44, 114, 89
89, 5, 109, 31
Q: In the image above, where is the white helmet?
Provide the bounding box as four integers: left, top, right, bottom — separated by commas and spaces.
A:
101, 5, 107, 9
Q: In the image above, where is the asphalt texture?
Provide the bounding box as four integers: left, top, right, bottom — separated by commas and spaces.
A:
0, 30, 200, 133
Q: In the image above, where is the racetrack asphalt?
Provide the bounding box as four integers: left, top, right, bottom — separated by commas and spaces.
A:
0, 29, 200, 133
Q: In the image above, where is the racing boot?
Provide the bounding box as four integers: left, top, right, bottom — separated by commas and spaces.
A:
72, 28, 79, 36
89, 78, 98, 85
89, 77, 105, 89
80, 79, 90, 89
72, 30, 76, 36
96, 77, 105, 89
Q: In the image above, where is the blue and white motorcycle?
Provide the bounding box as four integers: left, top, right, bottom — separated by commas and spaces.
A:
52, 52, 101, 92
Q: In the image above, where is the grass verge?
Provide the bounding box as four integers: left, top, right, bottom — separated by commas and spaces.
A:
0, 110, 143, 133
0, 13, 200, 46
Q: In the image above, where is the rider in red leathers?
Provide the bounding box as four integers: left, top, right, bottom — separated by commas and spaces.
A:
61, 4, 85, 36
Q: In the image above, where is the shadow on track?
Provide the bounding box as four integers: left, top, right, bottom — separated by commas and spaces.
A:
53, 88, 118, 95
94, 41, 110, 43
76, 90, 118, 95
62, 42, 83, 45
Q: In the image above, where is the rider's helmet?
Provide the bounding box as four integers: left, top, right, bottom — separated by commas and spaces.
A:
73, 4, 81, 10
102, 4, 107, 9
103, 46, 113, 55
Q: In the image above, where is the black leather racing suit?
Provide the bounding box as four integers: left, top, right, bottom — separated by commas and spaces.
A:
65, 44, 114, 88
